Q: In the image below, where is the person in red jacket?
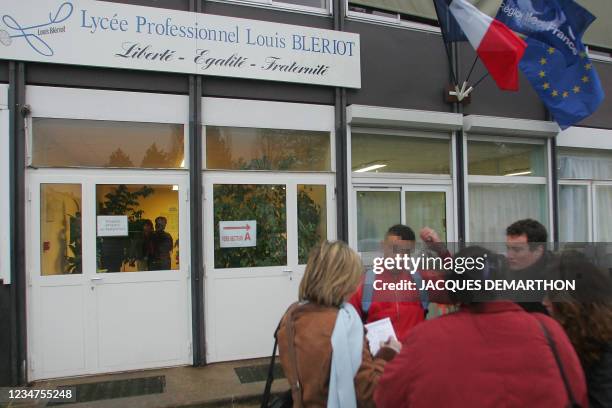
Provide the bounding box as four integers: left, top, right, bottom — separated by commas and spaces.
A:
375, 246, 588, 408
349, 224, 449, 342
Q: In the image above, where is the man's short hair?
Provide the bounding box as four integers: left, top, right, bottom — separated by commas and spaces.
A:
386, 224, 416, 241
506, 219, 547, 244
155, 216, 167, 224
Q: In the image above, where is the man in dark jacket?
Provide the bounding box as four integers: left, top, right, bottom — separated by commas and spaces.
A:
505, 218, 555, 314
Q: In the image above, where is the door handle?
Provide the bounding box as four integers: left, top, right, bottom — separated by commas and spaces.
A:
283, 269, 293, 273
90, 277, 104, 281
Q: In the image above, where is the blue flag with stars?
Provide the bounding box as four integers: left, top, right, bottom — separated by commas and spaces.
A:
519, 38, 604, 129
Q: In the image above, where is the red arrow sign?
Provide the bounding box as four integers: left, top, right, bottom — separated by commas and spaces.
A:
223, 224, 250, 230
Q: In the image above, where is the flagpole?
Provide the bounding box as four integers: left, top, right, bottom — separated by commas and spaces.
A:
465, 55, 479, 84
432, 0, 459, 87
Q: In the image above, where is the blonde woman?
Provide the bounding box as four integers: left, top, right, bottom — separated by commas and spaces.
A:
277, 240, 400, 408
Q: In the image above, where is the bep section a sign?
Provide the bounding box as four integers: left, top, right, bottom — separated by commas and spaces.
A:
0, 0, 361, 88
219, 220, 257, 248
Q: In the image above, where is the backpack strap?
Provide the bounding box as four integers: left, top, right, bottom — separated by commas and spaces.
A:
535, 316, 582, 408
361, 266, 376, 319
362, 266, 430, 319
411, 270, 430, 315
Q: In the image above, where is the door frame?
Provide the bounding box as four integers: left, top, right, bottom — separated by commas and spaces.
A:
27, 168, 192, 380
202, 170, 336, 362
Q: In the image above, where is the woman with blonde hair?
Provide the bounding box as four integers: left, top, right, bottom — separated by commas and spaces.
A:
277, 240, 400, 408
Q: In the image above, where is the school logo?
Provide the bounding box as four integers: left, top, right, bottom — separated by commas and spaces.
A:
0, 1, 73, 56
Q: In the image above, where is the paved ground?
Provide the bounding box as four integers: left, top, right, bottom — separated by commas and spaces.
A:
2, 358, 288, 408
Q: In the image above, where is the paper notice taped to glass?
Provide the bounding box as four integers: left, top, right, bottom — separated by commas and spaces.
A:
364, 317, 397, 356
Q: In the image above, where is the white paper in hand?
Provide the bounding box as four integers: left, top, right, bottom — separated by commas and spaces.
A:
364, 317, 397, 356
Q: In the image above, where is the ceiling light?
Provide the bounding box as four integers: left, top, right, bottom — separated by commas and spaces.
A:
354, 163, 387, 173
505, 170, 532, 177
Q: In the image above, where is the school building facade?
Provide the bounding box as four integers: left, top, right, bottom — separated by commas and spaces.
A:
0, 0, 611, 385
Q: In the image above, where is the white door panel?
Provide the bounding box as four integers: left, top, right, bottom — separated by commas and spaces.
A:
28, 172, 192, 380
204, 173, 335, 362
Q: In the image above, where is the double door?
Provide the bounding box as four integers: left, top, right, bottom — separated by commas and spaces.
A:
204, 172, 335, 362
28, 171, 192, 380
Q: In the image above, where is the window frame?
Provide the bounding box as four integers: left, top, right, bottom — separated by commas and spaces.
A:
464, 134, 554, 243
345, 0, 442, 34
26, 86, 190, 170
1, 84, 10, 284
350, 127, 454, 180
202, 97, 336, 174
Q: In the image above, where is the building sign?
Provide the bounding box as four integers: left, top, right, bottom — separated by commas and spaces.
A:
97, 215, 129, 237
0, 0, 361, 88
219, 220, 256, 248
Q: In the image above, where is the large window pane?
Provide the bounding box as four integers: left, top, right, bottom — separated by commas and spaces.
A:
469, 184, 548, 242
596, 186, 612, 242
558, 148, 612, 180
298, 185, 327, 264
405, 191, 447, 242
352, 133, 451, 174
214, 184, 287, 268
356, 191, 401, 254
96, 185, 180, 273
559, 185, 589, 242
206, 126, 330, 171
41, 184, 82, 276
468, 141, 546, 177
33, 118, 184, 168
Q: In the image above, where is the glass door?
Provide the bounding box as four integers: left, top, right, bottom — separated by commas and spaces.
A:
402, 186, 453, 243
28, 171, 191, 380
204, 173, 334, 362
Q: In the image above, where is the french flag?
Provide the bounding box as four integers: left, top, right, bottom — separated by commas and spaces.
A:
438, 0, 527, 91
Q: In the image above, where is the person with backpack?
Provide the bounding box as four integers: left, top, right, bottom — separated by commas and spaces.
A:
348, 224, 449, 342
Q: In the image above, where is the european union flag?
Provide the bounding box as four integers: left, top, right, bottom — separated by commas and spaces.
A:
519, 38, 604, 129
496, 0, 595, 66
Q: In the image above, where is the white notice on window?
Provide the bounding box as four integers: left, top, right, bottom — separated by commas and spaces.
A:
365, 317, 397, 356
97, 216, 129, 237
219, 220, 257, 248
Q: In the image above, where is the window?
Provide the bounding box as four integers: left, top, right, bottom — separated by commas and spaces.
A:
206, 126, 331, 171
356, 190, 401, 253
558, 148, 612, 180
468, 140, 546, 177
213, 184, 287, 268
351, 131, 451, 174
96, 184, 180, 273
219, 0, 328, 13
347, 0, 439, 29
32, 118, 185, 169
558, 148, 612, 242
559, 184, 589, 242
298, 185, 327, 264
40, 184, 82, 276
467, 139, 549, 242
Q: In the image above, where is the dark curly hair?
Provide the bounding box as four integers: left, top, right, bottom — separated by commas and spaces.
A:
549, 251, 612, 368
